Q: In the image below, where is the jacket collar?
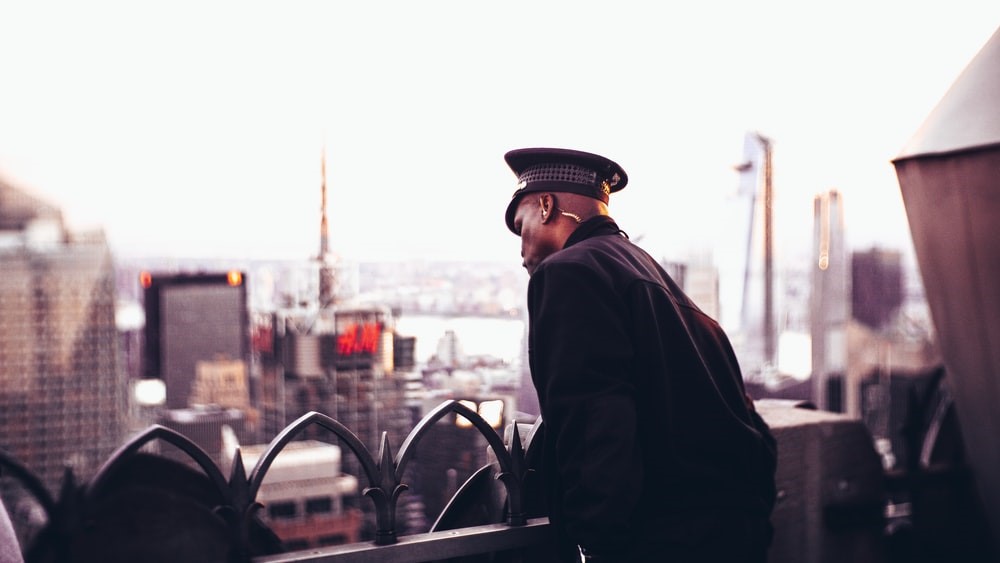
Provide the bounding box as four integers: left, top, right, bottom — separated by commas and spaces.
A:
564, 215, 625, 249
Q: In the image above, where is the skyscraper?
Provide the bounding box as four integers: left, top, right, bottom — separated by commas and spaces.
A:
249, 150, 415, 540
317, 148, 336, 309
0, 180, 128, 493
139, 270, 256, 464
141, 271, 250, 410
851, 248, 903, 331
730, 131, 778, 380
810, 189, 848, 411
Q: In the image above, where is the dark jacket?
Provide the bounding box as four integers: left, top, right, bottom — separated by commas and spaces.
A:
526, 216, 776, 561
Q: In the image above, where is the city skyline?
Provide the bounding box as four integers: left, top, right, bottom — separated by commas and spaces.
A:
0, 3, 998, 266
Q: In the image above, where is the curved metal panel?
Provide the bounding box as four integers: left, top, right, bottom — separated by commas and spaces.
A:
895, 148, 1000, 554
896, 27, 1000, 160
85, 424, 229, 501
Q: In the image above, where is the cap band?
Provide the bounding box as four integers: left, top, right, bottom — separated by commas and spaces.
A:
518, 163, 599, 187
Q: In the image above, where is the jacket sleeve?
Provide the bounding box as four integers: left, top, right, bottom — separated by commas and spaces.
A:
528, 261, 642, 553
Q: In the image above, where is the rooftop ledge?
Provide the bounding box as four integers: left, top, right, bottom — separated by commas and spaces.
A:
255, 518, 552, 563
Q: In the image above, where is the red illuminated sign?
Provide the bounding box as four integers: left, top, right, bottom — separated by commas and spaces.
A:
337, 322, 381, 356
252, 324, 273, 354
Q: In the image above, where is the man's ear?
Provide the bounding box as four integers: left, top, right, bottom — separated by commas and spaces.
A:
538, 193, 556, 224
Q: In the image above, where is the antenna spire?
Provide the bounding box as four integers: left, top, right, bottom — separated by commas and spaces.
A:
320, 146, 330, 257
318, 145, 335, 307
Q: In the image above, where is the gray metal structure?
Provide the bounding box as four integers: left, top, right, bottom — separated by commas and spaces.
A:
893, 24, 1000, 557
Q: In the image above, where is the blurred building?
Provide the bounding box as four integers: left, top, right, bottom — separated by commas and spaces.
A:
662, 255, 721, 321
140, 270, 258, 462
513, 317, 538, 418
141, 271, 250, 410
157, 405, 249, 467
224, 437, 362, 551
257, 304, 417, 539
0, 180, 128, 493
413, 395, 510, 527
269, 306, 409, 447
809, 193, 938, 426
851, 248, 904, 331
733, 132, 778, 380
434, 329, 465, 369
810, 189, 849, 411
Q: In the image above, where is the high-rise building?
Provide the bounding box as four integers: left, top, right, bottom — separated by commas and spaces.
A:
141, 271, 250, 410
244, 150, 420, 541
317, 147, 336, 309
277, 306, 408, 450
810, 189, 849, 411
0, 180, 128, 494
261, 305, 413, 540
851, 248, 904, 331
140, 270, 258, 462
730, 131, 778, 380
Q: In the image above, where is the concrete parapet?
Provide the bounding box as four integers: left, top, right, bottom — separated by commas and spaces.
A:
758, 400, 885, 563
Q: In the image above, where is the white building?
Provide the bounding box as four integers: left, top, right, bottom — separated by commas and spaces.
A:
223, 433, 362, 550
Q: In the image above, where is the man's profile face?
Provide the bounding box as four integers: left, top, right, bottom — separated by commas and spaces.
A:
512, 195, 562, 276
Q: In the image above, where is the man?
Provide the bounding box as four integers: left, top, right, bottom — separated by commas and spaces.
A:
504, 147, 777, 562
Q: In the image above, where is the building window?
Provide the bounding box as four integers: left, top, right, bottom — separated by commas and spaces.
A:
305, 496, 333, 515
268, 501, 297, 519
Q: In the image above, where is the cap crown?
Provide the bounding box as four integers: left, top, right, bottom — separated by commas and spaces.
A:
503, 147, 627, 233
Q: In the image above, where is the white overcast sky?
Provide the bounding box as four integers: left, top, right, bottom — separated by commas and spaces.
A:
0, 2, 997, 266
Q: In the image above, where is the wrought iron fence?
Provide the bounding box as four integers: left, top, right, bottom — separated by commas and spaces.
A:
0, 399, 552, 562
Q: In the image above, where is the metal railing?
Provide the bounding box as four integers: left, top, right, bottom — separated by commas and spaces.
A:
0, 400, 552, 562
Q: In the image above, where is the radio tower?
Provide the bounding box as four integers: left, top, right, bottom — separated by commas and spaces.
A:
318, 147, 335, 308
